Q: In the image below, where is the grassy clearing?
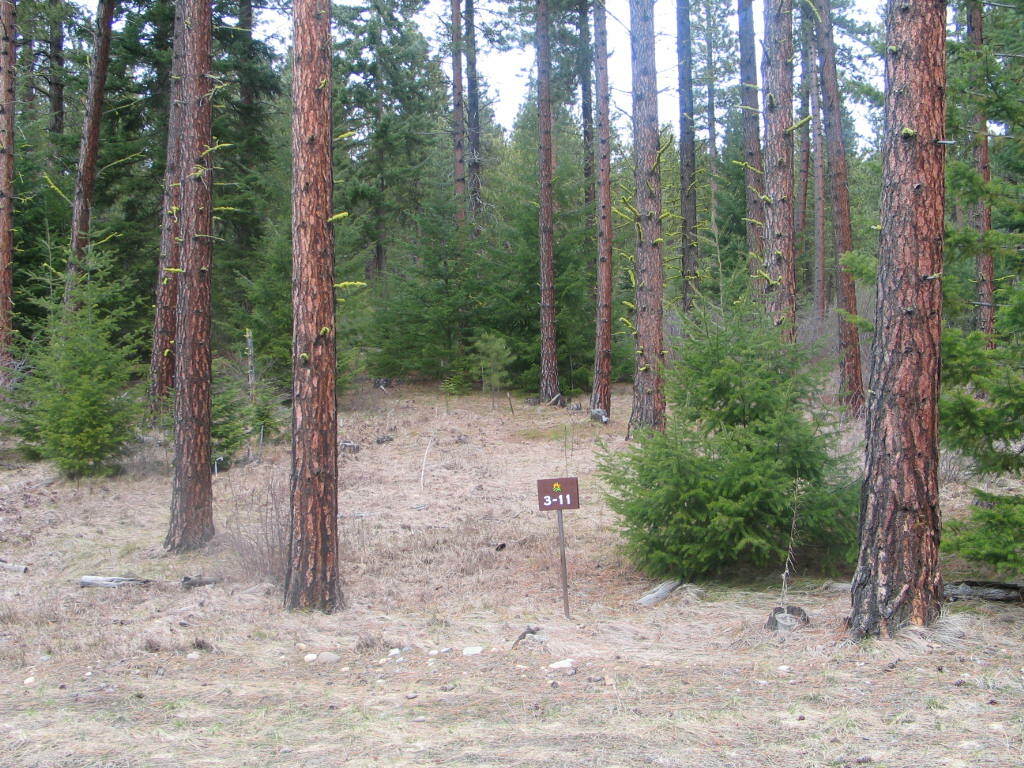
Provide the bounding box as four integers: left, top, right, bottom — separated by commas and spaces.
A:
1, 385, 1023, 767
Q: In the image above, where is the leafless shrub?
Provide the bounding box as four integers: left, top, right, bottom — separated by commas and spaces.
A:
120, 430, 172, 477
222, 472, 290, 587
354, 632, 395, 655
0, 601, 19, 626
939, 449, 973, 484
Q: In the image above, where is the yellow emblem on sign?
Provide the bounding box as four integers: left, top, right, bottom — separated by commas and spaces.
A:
552, 482, 562, 493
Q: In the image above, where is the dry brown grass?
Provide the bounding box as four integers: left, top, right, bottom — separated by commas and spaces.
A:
1, 384, 1023, 767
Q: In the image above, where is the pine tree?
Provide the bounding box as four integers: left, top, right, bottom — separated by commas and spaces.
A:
589, 0, 613, 419
451, 0, 467, 222
536, 0, 561, 404
814, 0, 865, 410
166, 0, 215, 553
967, 0, 994, 340
149, 0, 184, 407
628, 0, 665, 434
65, 0, 116, 300
849, 0, 947, 639
809, 23, 827, 323
737, 0, 764, 270
464, 0, 482, 214
0, 0, 12, 381
284, 0, 340, 612
47, 0, 63, 136
677, 0, 698, 310
576, 0, 594, 222
761, 0, 797, 339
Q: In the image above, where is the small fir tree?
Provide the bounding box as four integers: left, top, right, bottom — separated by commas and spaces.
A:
941, 284, 1024, 577
599, 299, 858, 579
5, 251, 140, 477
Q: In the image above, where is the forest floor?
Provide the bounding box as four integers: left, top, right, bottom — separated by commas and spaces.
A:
1, 384, 1023, 768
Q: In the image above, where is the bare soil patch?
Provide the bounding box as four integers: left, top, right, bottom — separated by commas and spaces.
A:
2, 385, 1022, 767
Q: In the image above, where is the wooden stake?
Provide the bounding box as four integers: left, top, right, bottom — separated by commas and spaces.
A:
556, 508, 570, 619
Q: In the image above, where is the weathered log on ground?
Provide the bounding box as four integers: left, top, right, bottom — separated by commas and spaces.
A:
79, 576, 152, 588
1, 559, 29, 573
181, 575, 221, 589
822, 580, 1022, 603
638, 580, 682, 606
944, 580, 1023, 603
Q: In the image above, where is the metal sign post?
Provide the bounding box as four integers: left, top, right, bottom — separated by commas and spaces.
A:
537, 477, 580, 619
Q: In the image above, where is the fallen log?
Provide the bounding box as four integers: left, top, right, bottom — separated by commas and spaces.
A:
79, 576, 152, 588
181, 575, 221, 589
819, 579, 1023, 603
638, 579, 682, 607
944, 580, 1023, 603
1, 559, 29, 574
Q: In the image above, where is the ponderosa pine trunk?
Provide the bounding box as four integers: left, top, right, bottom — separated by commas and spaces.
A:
149, 0, 185, 407
238, 0, 255, 110
464, 0, 482, 214
451, 0, 466, 223
0, 0, 12, 381
589, 0, 613, 419
677, 0, 697, 310
536, 0, 560, 404
577, 0, 595, 221
17, 32, 33, 109
794, 11, 812, 262
809, 34, 827, 323
703, 2, 719, 250
165, 0, 214, 553
48, 0, 63, 136
815, 0, 865, 410
284, 0, 339, 613
65, 0, 116, 300
761, 0, 796, 339
967, 0, 994, 341
849, 0, 946, 639
627, 0, 665, 436
737, 0, 764, 271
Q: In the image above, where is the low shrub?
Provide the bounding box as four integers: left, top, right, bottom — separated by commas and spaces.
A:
599, 300, 859, 580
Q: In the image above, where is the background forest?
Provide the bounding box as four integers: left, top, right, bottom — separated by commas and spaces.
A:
1, 0, 1024, 600
3, 2, 1024, 764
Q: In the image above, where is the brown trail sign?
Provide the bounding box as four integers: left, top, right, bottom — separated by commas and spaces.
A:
537, 477, 580, 619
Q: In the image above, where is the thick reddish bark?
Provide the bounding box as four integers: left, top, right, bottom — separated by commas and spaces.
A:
849, 0, 946, 639
464, 0, 481, 213
65, 0, 116, 300
0, 0, 12, 380
451, 0, 466, 223
166, 0, 214, 553
794, 13, 812, 262
284, 0, 339, 613
577, 1, 595, 220
815, 0, 865, 410
627, 0, 665, 435
536, 0, 560, 403
737, 0, 764, 269
589, 0, 613, 419
761, 0, 796, 339
48, 0, 63, 136
677, 0, 697, 310
967, 1, 993, 341
149, 1, 185, 407
809, 38, 827, 323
